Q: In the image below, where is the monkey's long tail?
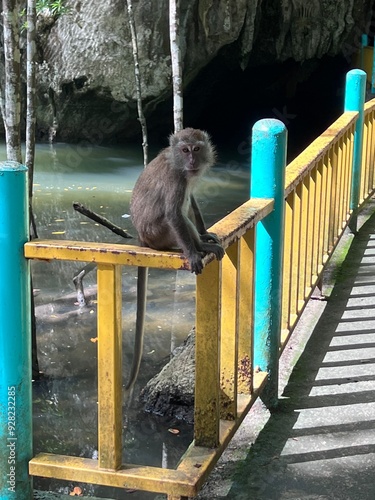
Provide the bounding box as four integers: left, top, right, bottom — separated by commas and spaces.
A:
125, 266, 148, 393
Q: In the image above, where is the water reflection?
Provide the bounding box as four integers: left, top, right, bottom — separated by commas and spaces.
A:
0, 141, 249, 498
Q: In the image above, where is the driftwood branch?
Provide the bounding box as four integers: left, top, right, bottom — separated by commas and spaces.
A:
73, 262, 96, 307
73, 202, 133, 239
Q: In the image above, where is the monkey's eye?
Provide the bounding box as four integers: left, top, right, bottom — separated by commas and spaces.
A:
193, 146, 200, 152
182, 147, 189, 153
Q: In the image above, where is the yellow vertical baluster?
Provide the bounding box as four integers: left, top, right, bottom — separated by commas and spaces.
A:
367, 112, 374, 191
97, 263, 122, 469
342, 130, 351, 222
314, 160, 324, 277
282, 193, 293, 334
321, 153, 331, 260
336, 134, 345, 230
326, 152, 335, 255
346, 127, 355, 217
345, 129, 352, 220
304, 171, 315, 298
195, 259, 221, 448
220, 242, 239, 420
361, 115, 369, 201
369, 112, 375, 191
237, 230, 255, 395
289, 185, 301, 329
366, 112, 373, 195
362, 116, 367, 200
298, 179, 308, 313
309, 166, 319, 288
330, 142, 339, 243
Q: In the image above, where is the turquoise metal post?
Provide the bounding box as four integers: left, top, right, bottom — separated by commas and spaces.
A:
250, 119, 287, 408
344, 69, 366, 232
0, 162, 32, 498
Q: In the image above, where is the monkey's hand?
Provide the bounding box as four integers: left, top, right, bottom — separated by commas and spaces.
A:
189, 242, 225, 275
188, 240, 225, 274
201, 242, 225, 261
189, 253, 205, 275
200, 232, 221, 244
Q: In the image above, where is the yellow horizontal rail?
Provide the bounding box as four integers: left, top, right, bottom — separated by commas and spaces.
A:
30, 454, 196, 497
24, 240, 189, 269
25, 198, 273, 266
209, 198, 274, 247
364, 97, 375, 114
29, 371, 268, 497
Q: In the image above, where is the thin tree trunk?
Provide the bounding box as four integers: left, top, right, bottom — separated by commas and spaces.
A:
25, 0, 40, 378
0, 87, 6, 125
26, 0, 38, 239
169, 0, 184, 375
2, 0, 22, 162
26, 0, 36, 197
26, 0, 38, 238
126, 0, 148, 167
169, 0, 183, 132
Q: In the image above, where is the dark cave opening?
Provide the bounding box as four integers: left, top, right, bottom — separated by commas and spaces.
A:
181, 53, 353, 160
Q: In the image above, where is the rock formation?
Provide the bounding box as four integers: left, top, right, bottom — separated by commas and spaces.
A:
27, 0, 373, 142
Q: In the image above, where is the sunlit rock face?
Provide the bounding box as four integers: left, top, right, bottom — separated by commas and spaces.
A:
32, 0, 372, 142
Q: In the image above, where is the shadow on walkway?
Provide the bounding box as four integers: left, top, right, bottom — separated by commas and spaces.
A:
200, 202, 375, 500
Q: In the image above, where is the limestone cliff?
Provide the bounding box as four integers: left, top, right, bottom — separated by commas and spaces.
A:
32, 0, 372, 142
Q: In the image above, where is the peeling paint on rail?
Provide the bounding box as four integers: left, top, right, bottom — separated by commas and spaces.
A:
24, 198, 274, 271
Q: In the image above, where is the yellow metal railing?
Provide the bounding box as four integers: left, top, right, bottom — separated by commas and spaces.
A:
361, 99, 375, 202
25, 95, 375, 499
25, 198, 273, 499
280, 97, 375, 349
281, 111, 357, 345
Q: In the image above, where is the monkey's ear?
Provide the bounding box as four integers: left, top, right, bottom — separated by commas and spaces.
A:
169, 132, 179, 147
201, 130, 212, 144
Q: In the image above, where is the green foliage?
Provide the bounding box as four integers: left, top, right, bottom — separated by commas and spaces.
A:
20, 0, 69, 32
36, 0, 69, 17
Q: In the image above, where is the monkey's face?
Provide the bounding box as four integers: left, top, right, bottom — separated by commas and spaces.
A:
180, 143, 205, 173
170, 127, 216, 175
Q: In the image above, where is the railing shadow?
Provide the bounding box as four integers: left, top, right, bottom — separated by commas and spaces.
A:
210, 203, 375, 499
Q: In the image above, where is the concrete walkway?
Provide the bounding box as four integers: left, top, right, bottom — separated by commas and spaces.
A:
197, 200, 375, 500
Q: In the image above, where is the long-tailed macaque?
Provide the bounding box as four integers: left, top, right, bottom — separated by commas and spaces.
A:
126, 128, 224, 392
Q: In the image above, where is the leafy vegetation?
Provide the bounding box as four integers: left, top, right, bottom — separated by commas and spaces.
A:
36, 0, 69, 17
20, 0, 69, 31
